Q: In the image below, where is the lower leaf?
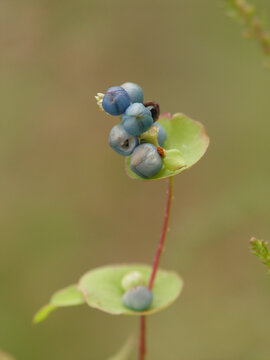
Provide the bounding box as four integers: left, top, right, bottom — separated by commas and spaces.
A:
33, 284, 85, 324
78, 264, 183, 316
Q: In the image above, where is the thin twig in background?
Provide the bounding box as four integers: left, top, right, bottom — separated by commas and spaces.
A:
107, 335, 136, 360
224, 0, 270, 64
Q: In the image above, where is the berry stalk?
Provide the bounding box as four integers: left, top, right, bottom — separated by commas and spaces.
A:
139, 176, 174, 360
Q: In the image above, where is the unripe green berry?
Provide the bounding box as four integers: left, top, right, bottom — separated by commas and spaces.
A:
163, 149, 186, 171
121, 271, 145, 291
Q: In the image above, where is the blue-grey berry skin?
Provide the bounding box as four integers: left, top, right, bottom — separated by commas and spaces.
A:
130, 143, 163, 178
122, 286, 153, 311
121, 82, 144, 103
108, 123, 138, 156
156, 122, 167, 147
102, 86, 130, 116
122, 103, 153, 136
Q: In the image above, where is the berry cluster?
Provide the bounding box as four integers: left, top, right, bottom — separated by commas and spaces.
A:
96, 82, 185, 178
121, 271, 153, 311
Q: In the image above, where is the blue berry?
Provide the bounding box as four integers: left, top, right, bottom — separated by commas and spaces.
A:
121, 82, 144, 103
156, 122, 167, 147
130, 143, 163, 178
122, 103, 153, 136
108, 123, 138, 156
122, 286, 153, 311
102, 86, 130, 116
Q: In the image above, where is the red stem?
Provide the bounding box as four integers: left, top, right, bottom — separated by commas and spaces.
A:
148, 176, 174, 289
138, 176, 174, 360
139, 316, 146, 360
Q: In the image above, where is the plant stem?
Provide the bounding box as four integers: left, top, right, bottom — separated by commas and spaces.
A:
139, 316, 146, 360
138, 176, 174, 360
148, 176, 174, 289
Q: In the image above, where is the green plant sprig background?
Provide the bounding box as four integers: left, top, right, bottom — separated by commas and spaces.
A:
1, 0, 270, 359
225, 0, 270, 64
250, 237, 270, 273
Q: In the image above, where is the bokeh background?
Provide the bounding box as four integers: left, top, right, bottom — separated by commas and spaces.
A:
1, 0, 270, 359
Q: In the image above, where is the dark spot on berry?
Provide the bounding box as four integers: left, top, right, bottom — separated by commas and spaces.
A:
143, 101, 160, 122
122, 139, 129, 149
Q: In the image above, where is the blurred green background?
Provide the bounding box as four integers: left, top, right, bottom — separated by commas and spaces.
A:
1, 0, 270, 359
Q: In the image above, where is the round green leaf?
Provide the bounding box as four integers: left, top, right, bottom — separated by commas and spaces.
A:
78, 264, 183, 316
33, 284, 85, 324
125, 113, 209, 180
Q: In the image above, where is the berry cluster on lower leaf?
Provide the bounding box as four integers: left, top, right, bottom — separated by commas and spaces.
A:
121, 271, 153, 311
95, 82, 186, 178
